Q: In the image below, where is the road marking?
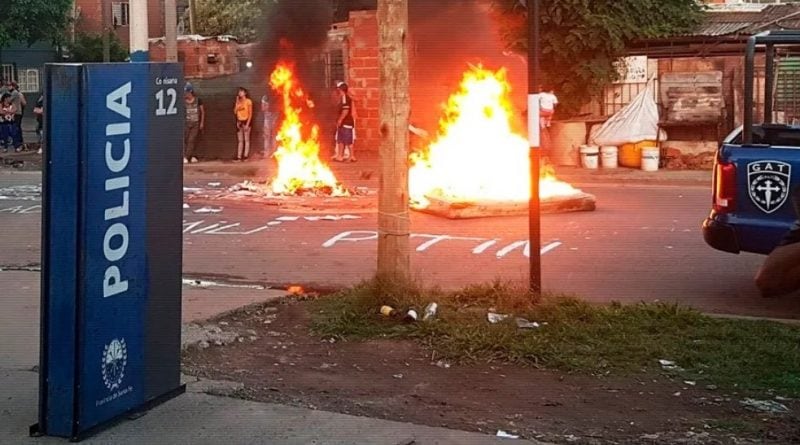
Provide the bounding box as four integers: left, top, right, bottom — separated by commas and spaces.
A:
473, 239, 499, 254
322, 231, 564, 259
322, 231, 377, 248
0, 205, 41, 214
541, 241, 563, 255
182, 278, 266, 290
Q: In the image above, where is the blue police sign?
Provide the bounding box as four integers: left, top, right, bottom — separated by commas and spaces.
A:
35, 63, 185, 440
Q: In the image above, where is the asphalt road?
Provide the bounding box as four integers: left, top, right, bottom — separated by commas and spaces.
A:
2, 170, 799, 319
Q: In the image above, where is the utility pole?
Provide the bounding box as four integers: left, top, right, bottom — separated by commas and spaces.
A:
130, 0, 150, 62
188, 0, 197, 35
376, 0, 411, 281
102, 0, 111, 62
165, 0, 178, 62
527, 0, 542, 296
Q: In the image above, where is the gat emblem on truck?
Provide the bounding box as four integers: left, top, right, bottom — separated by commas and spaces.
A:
748, 160, 792, 214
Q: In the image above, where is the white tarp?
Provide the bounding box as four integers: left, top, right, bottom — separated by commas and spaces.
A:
591, 81, 659, 146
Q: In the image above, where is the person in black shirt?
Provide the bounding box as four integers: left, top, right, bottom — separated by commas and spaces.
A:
333, 81, 357, 162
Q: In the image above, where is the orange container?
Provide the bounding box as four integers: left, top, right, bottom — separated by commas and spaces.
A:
619, 140, 657, 168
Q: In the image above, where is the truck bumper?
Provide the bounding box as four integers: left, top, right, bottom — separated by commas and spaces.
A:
703, 217, 740, 254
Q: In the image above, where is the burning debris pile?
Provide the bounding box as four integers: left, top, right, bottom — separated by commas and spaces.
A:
227, 180, 370, 199
409, 65, 595, 218
267, 62, 349, 197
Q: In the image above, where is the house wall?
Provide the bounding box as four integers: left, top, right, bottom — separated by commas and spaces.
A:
149, 39, 241, 79
344, 10, 381, 151
584, 54, 768, 157
0, 42, 59, 98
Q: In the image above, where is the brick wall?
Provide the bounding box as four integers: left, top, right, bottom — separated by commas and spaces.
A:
345, 11, 381, 151
150, 38, 240, 79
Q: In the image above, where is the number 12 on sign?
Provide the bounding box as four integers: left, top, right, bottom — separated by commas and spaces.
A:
155, 89, 178, 116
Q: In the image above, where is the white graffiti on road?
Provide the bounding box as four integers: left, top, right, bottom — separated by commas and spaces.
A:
183, 220, 272, 235
183, 214, 364, 236
322, 231, 563, 258
0, 205, 42, 214
0, 185, 42, 201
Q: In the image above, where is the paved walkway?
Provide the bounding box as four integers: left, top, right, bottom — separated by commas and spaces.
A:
0, 271, 546, 444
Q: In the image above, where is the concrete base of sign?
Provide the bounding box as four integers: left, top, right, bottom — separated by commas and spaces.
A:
414, 192, 597, 219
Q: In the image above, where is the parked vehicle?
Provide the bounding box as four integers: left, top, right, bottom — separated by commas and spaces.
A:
703, 31, 800, 255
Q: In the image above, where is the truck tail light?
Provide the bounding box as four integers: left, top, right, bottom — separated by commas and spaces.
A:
713, 160, 737, 213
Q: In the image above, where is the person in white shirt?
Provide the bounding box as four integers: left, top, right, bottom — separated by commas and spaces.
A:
539, 86, 558, 128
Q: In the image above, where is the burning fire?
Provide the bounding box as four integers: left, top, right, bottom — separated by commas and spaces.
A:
269, 62, 347, 196
409, 65, 580, 208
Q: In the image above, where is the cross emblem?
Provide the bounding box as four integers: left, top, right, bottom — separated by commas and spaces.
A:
757, 180, 781, 210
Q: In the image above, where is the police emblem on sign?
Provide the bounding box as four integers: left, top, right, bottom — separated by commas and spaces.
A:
748, 161, 792, 214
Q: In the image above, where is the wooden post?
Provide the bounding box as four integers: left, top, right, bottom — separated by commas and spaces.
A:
376, 0, 411, 281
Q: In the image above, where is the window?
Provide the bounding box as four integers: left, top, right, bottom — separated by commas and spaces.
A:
325, 49, 346, 88
17, 69, 40, 93
1, 65, 15, 83
112, 2, 130, 27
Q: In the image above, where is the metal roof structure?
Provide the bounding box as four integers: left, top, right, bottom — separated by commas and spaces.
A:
629, 3, 800, 57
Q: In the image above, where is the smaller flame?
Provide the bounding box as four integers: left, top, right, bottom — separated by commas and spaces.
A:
287, 285, 305, 295
269, 62, 347, 196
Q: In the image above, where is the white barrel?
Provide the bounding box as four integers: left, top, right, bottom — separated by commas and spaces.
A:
641, 147, 660, 172
600, 146, 618, 169
579, 145, 599, 170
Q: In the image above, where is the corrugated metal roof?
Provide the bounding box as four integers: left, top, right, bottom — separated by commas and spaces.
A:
693, 22, 751, 37
688, 4, 800, 38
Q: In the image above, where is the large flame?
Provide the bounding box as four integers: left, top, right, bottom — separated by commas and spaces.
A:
409, 65, 580, 208
269, 62, 347, 196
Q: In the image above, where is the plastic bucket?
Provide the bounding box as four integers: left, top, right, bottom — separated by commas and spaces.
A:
600, 146, 618, 169
579, 145, 599, 169
641, 147, 660, 172
619, 140, 657, 168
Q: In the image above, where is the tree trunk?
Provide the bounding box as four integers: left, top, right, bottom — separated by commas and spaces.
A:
376, 0, 410, 281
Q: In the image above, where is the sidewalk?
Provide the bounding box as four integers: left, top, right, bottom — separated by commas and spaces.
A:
0, 271, 546, 445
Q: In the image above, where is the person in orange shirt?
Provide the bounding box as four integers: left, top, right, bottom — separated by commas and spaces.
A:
234, 87, 253, 161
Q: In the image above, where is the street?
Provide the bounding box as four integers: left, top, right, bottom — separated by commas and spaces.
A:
2, 169, 798, 319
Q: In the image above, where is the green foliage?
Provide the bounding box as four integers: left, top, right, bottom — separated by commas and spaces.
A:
490, 0, 705, 116
311, 278, 800, 397
0, 0, 73, 47
193, 0, 266, 43
67, 32, 128, 63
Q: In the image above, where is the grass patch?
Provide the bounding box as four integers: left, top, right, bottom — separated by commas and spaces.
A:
311, 278, 800, 397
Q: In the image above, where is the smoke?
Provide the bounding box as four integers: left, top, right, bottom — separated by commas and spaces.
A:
408, 0, 528, 131
253, 0, 334, 96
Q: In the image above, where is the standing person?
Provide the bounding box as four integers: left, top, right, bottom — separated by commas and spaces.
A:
539, 85, 558, 129
333, 81, 356, 162
0, 93, 22, 153
233, 87, 253, 161
8, 82, 26, 150
260, 91, 278, 158
33, 95, 44, 154
183, 83, 205, 164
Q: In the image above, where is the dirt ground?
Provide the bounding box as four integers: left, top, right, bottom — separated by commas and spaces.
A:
182, 299, 800, 445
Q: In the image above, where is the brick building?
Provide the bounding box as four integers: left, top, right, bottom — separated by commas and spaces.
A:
72, 0, 180, 49
149, 35, 244, 79
327, 10, 383, 151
